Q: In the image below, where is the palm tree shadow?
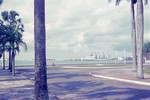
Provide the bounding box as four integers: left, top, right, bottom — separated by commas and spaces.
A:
15, 67, 150, 99
86, 86, 150, 100
47, 70, 150, 99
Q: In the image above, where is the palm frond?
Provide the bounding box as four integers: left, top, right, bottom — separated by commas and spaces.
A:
108, 0, 122, 6
14, 46, 20, 55
116, 0, 122, 5
108, 0, 141, 5
19, 41, 27, 52
10, 10, 19, 21
0, 19, 3, 25
1, 11, 9, 21
131, 0, 137, 4
0, 0, 3, 5
145, 0, 148, 5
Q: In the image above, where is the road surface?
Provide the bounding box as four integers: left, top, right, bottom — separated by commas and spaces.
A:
17, 65, 150, 100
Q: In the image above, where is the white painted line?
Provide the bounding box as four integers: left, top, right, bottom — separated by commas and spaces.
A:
96, 64, 104, 66
91, 73, 150, 86
62, 66, 131, 69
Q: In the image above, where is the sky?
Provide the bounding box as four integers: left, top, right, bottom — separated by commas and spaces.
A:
0, 0, 150, 60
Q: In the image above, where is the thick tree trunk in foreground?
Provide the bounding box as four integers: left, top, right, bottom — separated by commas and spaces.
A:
34, 0, 49, 99
136, 0, 144, 79
131, 0, 137, 71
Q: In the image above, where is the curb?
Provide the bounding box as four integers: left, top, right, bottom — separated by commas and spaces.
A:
62, 66, 131, 69
90, 73, 150, 87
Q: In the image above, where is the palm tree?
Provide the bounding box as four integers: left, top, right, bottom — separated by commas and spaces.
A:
11, 13, 26, 76
136, 0, 144, 79
131, 0, 138, 71
12, 30, 27, 75
109, 0, 138, 71
0, 0, 4, 69
0, 22, 7, 70
1, 10, 27, 75
109, 0, 148, 74
5, 44, 12, 71
1, 11, 11, 70
34, 0, 49, 99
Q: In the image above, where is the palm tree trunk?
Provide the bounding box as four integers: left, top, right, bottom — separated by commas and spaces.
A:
8, 50, 12, 71
2, 45, 5, 70
9, 42, 13, 72
34, 0, 49, 99
136, 0, 144, 79
12, 50, 15, 76
131, 0, 137, 71
11, 42, 15, 76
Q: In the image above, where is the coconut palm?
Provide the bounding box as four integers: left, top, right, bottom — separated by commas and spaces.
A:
34, 0, 49, 99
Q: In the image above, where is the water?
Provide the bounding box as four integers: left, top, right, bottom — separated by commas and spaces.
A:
0, 60, 34, 66
0, 60, 131, 66
48, 60, 117, 65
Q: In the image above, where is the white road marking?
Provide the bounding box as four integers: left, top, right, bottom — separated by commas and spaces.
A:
91, 73, 150, 86
62, 66, 131, 69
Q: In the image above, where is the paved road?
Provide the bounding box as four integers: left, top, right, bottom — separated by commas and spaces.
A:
17, 65, 150, 100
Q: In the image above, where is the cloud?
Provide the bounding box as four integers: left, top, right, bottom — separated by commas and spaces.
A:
1, 0, 150, 60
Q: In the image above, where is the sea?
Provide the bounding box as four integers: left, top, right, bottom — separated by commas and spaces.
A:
0, 59, 131, 66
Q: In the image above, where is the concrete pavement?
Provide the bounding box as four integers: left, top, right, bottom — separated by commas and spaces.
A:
0, 68, 59, 100
2, 65, 150, 100
0, 69, 34, 100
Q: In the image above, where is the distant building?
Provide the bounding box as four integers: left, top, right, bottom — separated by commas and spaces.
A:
117, 57, 124, 61
95, 52, 97, 59
81, 55, 95, 61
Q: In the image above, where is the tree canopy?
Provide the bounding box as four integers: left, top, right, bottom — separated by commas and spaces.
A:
143, 42, 150, 54
0, 0, 3, 5
0, 10, 27, 73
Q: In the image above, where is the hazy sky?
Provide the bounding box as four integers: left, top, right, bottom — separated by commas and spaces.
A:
1, 0, 150, 60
